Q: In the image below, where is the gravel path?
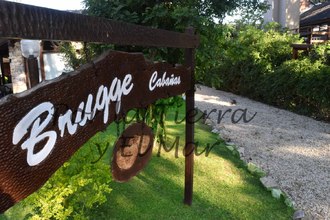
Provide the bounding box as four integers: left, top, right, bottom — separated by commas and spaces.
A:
195, 85, 330, 219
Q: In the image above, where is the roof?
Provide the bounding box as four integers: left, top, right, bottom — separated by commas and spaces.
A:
300, 2, 330, 27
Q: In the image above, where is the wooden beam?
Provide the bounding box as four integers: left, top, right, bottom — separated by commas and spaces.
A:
0, 2, 199, 48
184, 27, 195, 206
0, 56, 4, 85
291, 43, 313, 50
39, 42, 46, 81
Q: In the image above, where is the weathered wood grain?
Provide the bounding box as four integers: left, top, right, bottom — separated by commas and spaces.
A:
0, 1, 199, 48
0, 51, 191, 212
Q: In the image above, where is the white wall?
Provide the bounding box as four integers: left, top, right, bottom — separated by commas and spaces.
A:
286, 0, 300, 30
264, 0, 274, 24
264, 0, 300, 29
280, 0, 287, 27
42, 53, 72, 80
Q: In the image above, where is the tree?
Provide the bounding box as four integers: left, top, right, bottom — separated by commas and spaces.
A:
233, 0, 270, 26
83, 0, 268, 28
80, 0, 269, 88
82, 0, 267, 61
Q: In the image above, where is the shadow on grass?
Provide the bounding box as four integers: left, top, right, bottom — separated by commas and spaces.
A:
89, 130, 292, 220
89, 154, 238, 220
90, 106, 293, 219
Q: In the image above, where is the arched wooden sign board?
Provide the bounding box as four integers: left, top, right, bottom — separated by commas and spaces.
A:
112, 122, 154, 182
0, 1, 198, 213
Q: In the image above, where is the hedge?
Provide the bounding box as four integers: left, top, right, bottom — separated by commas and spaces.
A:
212, 24, 330, 121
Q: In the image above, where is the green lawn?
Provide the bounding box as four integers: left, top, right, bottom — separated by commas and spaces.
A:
1, 105, 294, 219
91, 108, 293, 219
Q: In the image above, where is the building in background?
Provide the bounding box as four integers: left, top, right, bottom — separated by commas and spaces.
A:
300, 0, 312, 12
300, 1, 330, 43
264, 0, 305, 30
0, 40, 72, 96
264, 0, 330, 44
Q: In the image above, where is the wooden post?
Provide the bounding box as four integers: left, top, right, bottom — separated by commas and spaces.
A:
27, 56, 39, 87
184, 27, 195, 206
292, 48, 298, 59
39, 42, 46, 81
0, 56, 4, 85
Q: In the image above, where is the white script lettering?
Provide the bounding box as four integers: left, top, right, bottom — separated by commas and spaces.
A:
149, 71, 181, 91
13, 74, 134, 166
13, 102, 57, 166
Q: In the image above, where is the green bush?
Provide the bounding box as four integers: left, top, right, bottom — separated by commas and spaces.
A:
218, 24, 301, 95
264, 59, 330, 119
3, 132, 113, 220
212, 23, 330, 121
309, 41, 330, 65
195, 23, 224, 88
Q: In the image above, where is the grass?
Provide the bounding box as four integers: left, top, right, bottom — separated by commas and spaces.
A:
1, 105, 294, 219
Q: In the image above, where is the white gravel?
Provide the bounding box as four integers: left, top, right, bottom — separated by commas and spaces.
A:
195, 85, 330, 219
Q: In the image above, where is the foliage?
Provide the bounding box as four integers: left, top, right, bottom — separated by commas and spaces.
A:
81, 0, 268, 83
194, 22, 224, 88
264, 59, 330, 119
1, 2, 300, 219
230, 0, 270, 26
3, 133, 112, 220
217, 24, 301, 94
59, 42, 99, 70
83, 0, 265, 22
65, 0, 265, 144
309, 41, 330, 65
125, 96, 184, 147
211, 23, 330, 121
71, 0, 269, 102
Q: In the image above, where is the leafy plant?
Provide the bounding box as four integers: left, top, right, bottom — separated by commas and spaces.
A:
3, 136, 112, 220
309, 41, 330, 65
213, 23, 330, 120
266, 59, 330, 119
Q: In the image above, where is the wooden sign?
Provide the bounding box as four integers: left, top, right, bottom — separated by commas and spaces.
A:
112, 122, 154, 182
0, 51, 191, 213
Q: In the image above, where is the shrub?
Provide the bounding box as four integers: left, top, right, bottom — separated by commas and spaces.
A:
309, 41, 330, 65
4, 132, 113, 220
264, 59, 330, 119
218, 24, 301, 95
211, 23, 330, 120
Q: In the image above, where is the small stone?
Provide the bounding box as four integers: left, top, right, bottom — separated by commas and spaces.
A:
226, 145, 235, 151
218, 125, 225, 130
260, 176, 278, 190
237, 147, 245, 157
205, 119, 216, 127
204, 118, 211, 125
284, 198, 295, 208
247, 162, 266, 177
225, 138, 232, 142
293, 210, 304, 219
271, 188, 282, 199
211, 128, 219, 134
